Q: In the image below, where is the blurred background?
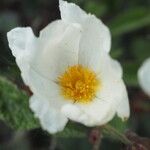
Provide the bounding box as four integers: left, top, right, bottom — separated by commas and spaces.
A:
0, 0, 150, 149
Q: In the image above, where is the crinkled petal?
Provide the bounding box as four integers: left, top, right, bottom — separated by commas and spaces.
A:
59, 0, 111, 55
138, 58, 150, 96
78, 15, 111, 70
59, 0, 87, 24
61, 99, 115, 126
30, 95, 68, 134
7, 27, 36, 58
79, 24, 111, 71
7, 27, 37, 85
39, 20, 67, 43
32, 20, 82, 81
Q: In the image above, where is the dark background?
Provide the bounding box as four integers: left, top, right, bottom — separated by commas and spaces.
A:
0, 0, 150, 149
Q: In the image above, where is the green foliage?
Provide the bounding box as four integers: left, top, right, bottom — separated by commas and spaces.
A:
0, 12, 19, 32
0, 76, 39, 130
109, 116, 128, 133
102, 116, 131, 144
84, 1, 107, 17
57, 116, 130, 144
56, 122, 87, 138
123, 62, 140, 87
109, 7, 150, 37
132, 38, 150, 63
57, 137, 92, 150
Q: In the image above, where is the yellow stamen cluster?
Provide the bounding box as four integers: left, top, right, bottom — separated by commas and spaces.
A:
58, 65, 100, 104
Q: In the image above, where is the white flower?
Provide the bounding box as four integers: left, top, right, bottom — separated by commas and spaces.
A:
138, 58, 150, 97
7, 0, 130, 133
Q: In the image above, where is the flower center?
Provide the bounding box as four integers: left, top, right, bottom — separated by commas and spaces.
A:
57, 65, 100, 103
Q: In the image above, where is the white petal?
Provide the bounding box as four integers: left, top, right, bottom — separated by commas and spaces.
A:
32, 21, 82, 81
28, 67, 59, 99
99, 78, 130, 121
7, 27, 36, 57
39, 20, 67, 43
30, 95, 68, 134
97, 54, 123, 79
59, 0, 111, 55
78, 15, 111, 69
96, 54, 130, 120
28, 67, 70, 108
59, 0, 87, 24
109, 58, 123, 79
116, 81, 130, 120
62, 99, 115, 126
138, 58, 150, 96
7, 27, 37, 85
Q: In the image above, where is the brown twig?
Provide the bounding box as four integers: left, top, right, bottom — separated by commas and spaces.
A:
92, 128, 102, 150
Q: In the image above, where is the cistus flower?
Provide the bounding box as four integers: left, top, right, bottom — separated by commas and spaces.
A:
138, 58, 150, 97
7, 0, 130, 133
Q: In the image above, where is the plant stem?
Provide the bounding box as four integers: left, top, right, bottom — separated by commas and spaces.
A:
92, 128, 102, 150
103, 124, 132, 145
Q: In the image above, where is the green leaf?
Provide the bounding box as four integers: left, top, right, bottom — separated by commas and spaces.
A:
0, 76, 39, 130
56, 122, 87, 138
109, 116, 128, 133
109, 7, 150, 37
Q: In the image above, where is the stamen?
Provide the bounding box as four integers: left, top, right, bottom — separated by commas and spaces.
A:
57, 65, 100, 104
